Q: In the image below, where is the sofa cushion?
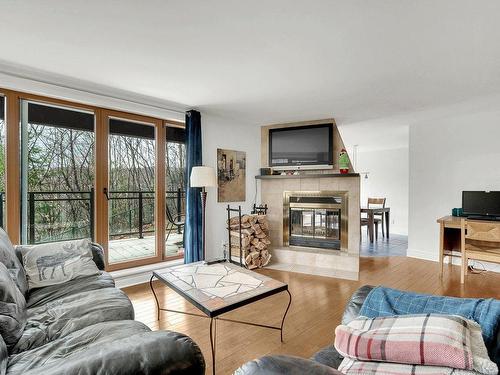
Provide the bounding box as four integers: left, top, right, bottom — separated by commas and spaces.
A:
6, 321, 205, 375
18, 239, 99, 290
26, 271, 115, 308
341, 285, 373, 325
235, 355, 343, 375
90, 242, 106, 270
0, 263, 26, 352
0, 335, 7, 375
0, 229, 27, 297
312, 346, 345, 370
12, 287, 134, 354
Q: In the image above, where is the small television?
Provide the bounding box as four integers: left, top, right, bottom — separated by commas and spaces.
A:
462, 191, 500, 218
269, 124, 333, 169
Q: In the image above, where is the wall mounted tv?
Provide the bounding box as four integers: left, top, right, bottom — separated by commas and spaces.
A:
269, 124, 333, 169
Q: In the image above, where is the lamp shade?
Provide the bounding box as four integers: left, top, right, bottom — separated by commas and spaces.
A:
190, 166, 217, 188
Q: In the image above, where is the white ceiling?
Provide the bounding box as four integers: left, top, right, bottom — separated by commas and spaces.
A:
1, 0, 500, 126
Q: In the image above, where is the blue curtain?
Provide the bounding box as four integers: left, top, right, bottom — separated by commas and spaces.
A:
184, 110, 203, 263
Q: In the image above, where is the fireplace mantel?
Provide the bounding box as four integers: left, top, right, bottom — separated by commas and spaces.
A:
256, 173, 360, 179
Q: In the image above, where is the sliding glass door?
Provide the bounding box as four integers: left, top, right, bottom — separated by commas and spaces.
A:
106, 116, 159, 265
165, 124, 186, 258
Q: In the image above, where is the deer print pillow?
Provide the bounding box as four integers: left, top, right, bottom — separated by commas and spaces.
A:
18, 239, 99, 289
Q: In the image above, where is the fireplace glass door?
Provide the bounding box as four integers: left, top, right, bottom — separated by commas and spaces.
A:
289, 207, 340, 249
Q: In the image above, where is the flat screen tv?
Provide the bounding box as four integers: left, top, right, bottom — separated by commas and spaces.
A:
462, 191, 500, 217
269, 124, 333, 169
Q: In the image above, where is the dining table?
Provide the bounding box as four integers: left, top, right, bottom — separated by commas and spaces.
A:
361, 207, 390, 243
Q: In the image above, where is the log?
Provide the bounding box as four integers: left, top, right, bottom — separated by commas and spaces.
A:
255, 241, 267, 250
229, 228, 254, 237
231, 235, 253, 248
227, 213, 271, 269
230, 222, 251, 229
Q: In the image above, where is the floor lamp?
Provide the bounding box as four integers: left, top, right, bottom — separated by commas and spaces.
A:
190, 166, 217, 261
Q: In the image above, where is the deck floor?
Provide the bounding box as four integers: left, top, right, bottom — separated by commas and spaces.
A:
109, 232, 183, 263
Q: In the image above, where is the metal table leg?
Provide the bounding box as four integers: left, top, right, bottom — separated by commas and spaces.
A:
280, 289, 292, 342
149, 275, 160, 320
209, 318, 217, 375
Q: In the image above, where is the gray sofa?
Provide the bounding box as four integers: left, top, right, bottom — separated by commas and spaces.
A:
236, 285, 500, 374
0, 229, 205, 375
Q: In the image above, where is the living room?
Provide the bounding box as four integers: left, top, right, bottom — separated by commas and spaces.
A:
0, 1, 499, 375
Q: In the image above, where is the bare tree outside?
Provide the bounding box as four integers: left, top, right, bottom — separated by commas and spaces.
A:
27, 124, 94, 242
108, 133, 155, 239
22, 119, 186, 254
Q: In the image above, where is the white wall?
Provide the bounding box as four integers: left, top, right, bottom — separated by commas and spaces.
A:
357, 147, 409, 235
0, 72, 185, 122
339, 120, 409, 236
202, 113, 261, 259
408, 110, 500, 271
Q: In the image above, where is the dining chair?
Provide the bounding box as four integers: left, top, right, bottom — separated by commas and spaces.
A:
368, 197, 386, 238
460, 219, 500, 284
360, 216, 379, 240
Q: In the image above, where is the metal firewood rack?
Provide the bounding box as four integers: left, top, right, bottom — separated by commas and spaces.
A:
251, 204, 268, 215
226, 205, 244, 267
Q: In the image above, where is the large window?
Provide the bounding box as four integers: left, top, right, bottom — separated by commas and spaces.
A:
20, 101, 95, 244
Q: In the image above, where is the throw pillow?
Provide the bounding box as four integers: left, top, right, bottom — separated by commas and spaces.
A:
334, 314, 498, 375
19, 239, 99, 290
0, 262, 27, 351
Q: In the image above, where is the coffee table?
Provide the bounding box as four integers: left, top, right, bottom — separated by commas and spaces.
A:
149, 261, 291, 374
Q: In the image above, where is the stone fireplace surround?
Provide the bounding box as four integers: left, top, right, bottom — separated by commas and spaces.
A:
259, 174, 360, 280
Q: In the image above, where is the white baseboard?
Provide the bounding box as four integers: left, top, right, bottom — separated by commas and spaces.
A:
406, 248, 438, 262
407, 248, 500, 273
110, 259, 183, 289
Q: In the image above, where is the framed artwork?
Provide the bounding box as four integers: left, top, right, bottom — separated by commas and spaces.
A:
217, 148, 246, 202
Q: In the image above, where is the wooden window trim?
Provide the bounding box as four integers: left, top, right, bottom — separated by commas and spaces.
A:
0, 87, 185, 271
101, 110, 164, 271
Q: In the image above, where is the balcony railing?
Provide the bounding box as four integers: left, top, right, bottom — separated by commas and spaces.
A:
4, 189, 185, 244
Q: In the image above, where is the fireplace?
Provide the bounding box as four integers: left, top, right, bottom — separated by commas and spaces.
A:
283, 191, 348, 251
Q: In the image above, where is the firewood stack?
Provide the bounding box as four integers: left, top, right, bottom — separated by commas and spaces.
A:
227, 214, 272, 269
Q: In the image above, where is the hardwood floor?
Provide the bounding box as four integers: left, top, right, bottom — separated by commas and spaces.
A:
123, 257, 500, 374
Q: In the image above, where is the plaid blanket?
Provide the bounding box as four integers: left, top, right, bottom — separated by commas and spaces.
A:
335, 314, 474, 369
338, 358, 478, 375
358, 286, 500, 365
